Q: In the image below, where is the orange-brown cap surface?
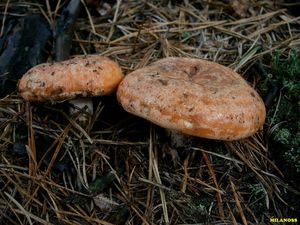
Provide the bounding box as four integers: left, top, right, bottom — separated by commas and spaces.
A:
18, 55, 124, 101
117, 57, 266, 141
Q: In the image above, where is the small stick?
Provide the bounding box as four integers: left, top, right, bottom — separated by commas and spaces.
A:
55, 0, 82, 61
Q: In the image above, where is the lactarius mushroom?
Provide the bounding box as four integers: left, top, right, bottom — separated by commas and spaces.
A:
117, 57, 266, 141
18, 55, 123, 123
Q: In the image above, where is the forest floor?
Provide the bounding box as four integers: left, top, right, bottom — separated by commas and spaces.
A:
0, 1, 300, 224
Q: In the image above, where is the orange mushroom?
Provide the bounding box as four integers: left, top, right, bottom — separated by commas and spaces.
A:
18, 55, 123, 101
117, 57, 266, 141
18, 55, 124, 124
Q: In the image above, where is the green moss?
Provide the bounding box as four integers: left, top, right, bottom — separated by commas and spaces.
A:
181, 195, 210, 222
284, 147, 300, 173
273, 128, 291, 145
181, 31, 191, 39
272, 49, 300, 86
266, 49, 300, 181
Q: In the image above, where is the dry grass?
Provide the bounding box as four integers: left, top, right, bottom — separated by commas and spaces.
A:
1, 0, 300, 224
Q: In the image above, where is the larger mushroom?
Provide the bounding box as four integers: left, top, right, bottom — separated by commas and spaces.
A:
117, 57, 266, 141
18, 54, 124, 123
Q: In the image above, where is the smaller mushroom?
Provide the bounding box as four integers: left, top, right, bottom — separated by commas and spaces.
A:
117, 57, 266, 141
18, 55, 124, 124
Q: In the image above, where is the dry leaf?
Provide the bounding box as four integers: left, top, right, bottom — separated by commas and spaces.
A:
230, 0, 250, 18
93, 194, 119, 211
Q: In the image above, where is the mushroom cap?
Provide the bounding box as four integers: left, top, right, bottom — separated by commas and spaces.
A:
18, 55, 124, 101
117, 57, 266, 141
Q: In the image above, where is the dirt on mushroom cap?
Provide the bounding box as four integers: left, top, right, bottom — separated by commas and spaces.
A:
18, 55, 124, 102
117, 57, 266, 141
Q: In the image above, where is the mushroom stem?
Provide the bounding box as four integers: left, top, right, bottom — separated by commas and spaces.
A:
166, 129, 193, 149
69, 98, 94, 125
